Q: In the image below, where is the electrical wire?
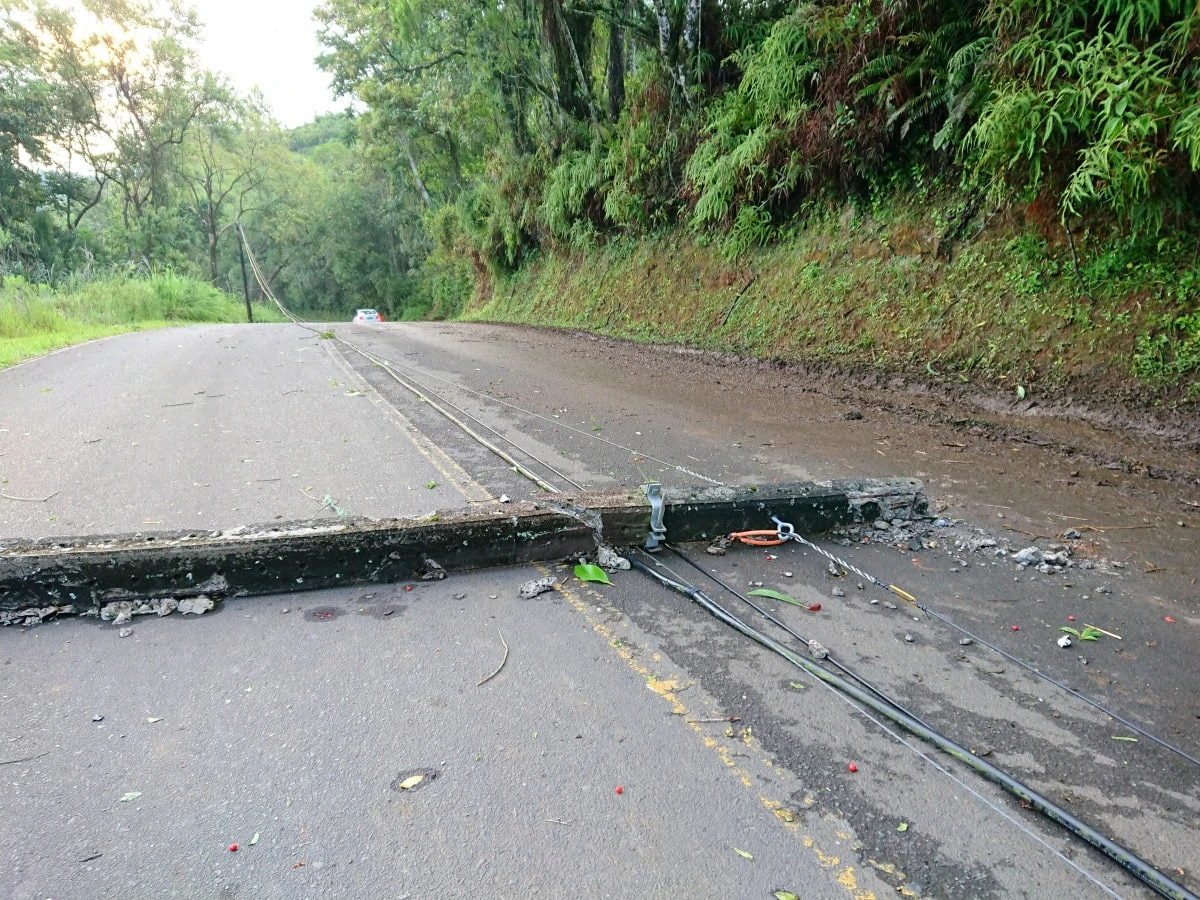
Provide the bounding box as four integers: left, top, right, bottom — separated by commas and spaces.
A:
628, 551, 1196, 900
346, 343, 726, 486
661, 548, 1125, 899
238, 226, 577, 493
767, 515, 1200, 770
236, 225, 1196, 895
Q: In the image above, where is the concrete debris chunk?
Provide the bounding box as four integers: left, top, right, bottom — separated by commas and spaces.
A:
178, 595, 215, 615
597, 546, 631, 572
100, 601, 134, 625
1012, 547, 1042, 565
518, 576, 558, 600
418, 556, 447, 580
807, 640, 829, 660
153, 597, 178, 617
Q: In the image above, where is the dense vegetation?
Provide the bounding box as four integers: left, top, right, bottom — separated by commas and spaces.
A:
3, 0, 1198, 392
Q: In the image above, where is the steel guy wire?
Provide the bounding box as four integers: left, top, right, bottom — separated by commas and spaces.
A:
239, 225, 725, 488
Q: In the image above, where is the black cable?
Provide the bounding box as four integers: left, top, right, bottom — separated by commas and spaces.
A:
766, 516, 1200, 771
665, 544, 939, 724
629, 553, 1197, 900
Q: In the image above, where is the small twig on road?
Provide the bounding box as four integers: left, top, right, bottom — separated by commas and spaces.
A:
1083, 624, 1122, 640
686, 716, 742, 724
957, 656, 1005, 675
1002, 525, 1055, 539
0, 490, 59, 503
477, 629, 510, 686
1, 751, 48, 766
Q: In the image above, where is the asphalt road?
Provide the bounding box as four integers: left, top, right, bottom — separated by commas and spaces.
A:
0, 326, 483, 538
2, 321, 1198, 899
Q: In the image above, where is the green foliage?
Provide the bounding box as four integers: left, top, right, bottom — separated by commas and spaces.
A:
1133, 309, 1200, 387
968, 0, 1200, 230
0, 272, 245, 334
0, 272, 278, 366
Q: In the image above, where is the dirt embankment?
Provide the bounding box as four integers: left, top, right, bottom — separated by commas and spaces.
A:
466, 202, 1200, 452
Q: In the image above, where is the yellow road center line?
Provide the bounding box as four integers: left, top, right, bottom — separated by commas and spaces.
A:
548, 565, 877, 900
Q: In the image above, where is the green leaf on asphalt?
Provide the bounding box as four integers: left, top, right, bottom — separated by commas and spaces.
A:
748, 588, 806, 607
897, 822, 909, 832
733, 847, 754, 860
1112, 735, 1138, 742
574, 564, 612, 584
774, 892, 800, 900
1016, 385, 1026, 400
249, 833, 260, 846
119, 791, 141, 802
788, 681, 806, 690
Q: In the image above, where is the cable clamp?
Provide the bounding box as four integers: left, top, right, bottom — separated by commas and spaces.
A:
644, 482, 666, 552
771, 516, 796, 542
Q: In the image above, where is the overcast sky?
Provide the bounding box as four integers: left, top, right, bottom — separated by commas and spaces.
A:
191, 0, 342, 128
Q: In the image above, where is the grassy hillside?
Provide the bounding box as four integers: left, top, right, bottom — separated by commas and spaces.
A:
467, 194, 1200, 410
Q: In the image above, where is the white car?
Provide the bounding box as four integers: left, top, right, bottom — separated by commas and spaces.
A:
353, 308, 383, 323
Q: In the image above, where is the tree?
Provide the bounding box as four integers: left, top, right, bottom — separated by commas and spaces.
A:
181, 96, 281, 282
35, 0, 228, 261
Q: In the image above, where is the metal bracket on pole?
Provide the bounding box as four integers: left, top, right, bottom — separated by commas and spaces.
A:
644, 482, 666, 551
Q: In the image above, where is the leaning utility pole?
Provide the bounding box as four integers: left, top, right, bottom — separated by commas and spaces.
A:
236, 223, 253, 323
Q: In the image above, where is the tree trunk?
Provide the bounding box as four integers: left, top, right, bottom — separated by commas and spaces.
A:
683, 0, 701, 86
499, 76, 535, 154
606, 3, 626, 122
540, 0, 597, 123
399, 135, 434, 208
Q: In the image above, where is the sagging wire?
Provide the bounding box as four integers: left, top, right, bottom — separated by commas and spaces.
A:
237, 226, 575, 494
759, 515, 1200, 770
341, 343, 570, 495
662, 545, 1125, 900
345, 346, 726, 486
627, 550, 1196, 900
245, 220, 721, 490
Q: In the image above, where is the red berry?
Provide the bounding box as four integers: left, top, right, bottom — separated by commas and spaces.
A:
615, 786, 623, 794
1011, 625, 1019, 631
848, 763, 858, 773
229, 844, 238, 852
1067, 615, 1076, 622
1165, 616, 1176, 624
806, 603, 822, 612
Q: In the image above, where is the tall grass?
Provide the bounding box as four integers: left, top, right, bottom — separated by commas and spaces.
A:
0, 273, 284, 367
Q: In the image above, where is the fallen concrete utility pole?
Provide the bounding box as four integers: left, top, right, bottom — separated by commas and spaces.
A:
0, 478, 925, 623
